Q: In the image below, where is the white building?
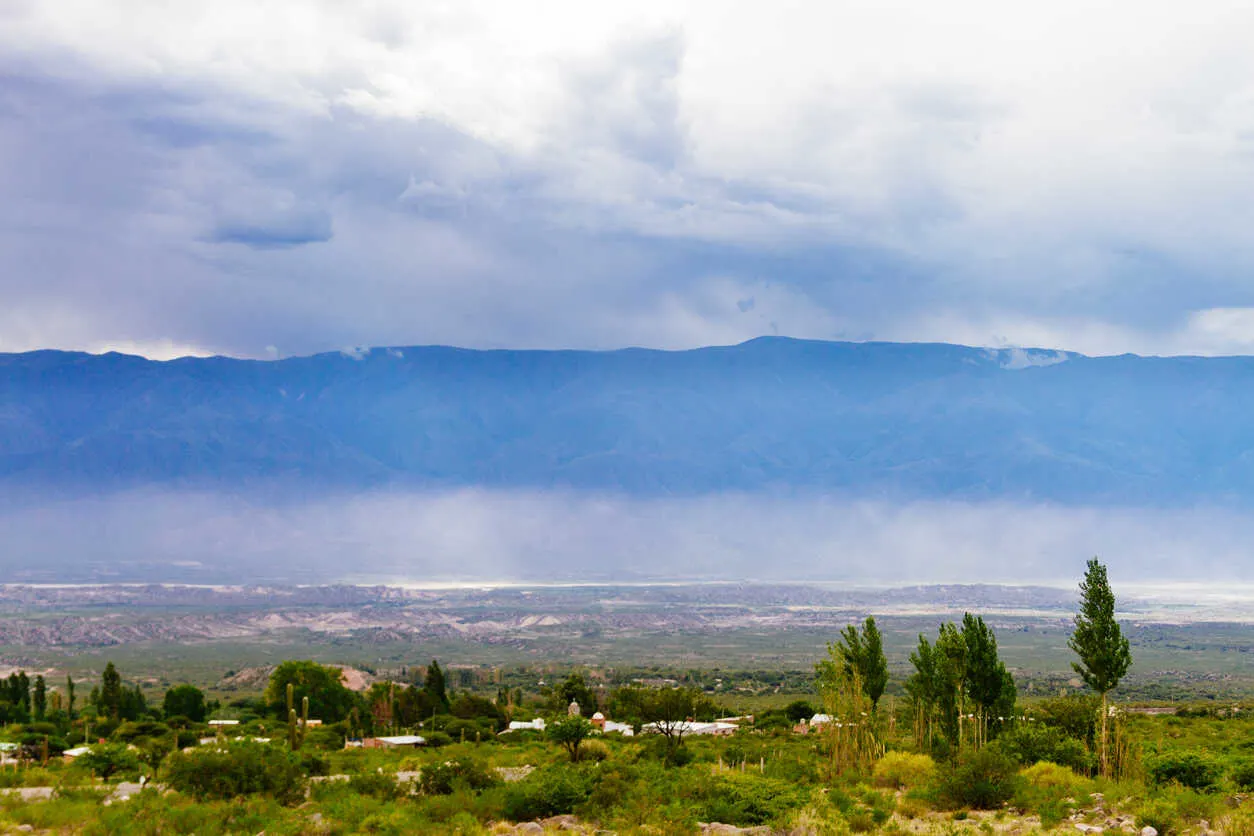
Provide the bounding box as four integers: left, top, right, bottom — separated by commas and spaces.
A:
641, 720, 738, 737
503, 718, 546, 733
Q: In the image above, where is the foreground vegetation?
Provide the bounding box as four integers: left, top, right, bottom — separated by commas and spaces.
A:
1, 561, 1252, 833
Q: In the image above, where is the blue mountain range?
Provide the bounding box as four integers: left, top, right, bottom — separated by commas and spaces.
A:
4, 337, 1253, 503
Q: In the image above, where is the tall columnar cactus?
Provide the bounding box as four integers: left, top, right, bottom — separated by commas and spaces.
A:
286, 683, 309, 751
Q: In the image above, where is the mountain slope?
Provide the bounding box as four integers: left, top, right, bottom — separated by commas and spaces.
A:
4, 337, 1254, 502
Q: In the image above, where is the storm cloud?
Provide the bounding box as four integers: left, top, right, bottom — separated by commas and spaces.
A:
3, 1, 1254, 358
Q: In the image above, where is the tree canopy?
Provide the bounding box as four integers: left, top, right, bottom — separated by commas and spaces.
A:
265, 661, 356, 723
163, 684, 207, 723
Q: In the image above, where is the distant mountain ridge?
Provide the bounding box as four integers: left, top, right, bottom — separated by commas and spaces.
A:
4, 337, 1254, 502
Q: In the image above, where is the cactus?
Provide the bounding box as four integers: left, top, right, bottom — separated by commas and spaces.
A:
285, 685, 310, 751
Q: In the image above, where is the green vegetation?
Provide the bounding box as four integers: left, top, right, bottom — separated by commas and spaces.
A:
1, 563, 1253, 832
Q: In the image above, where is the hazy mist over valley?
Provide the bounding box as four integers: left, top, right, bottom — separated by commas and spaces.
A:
4, 487, 1254, 587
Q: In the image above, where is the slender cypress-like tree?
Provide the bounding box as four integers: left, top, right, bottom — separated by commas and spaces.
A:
32, 675, 46, 720
423, 660, 450, 713
1068, 557, 1132, 777
100, 662, 122, 720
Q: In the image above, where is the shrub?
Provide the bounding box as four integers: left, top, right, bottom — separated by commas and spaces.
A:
694, 771, 809, 827
418, 756, 499, 796
873, 752, 937, 789
1019, 761, 1087, 791
348, 770, 403, 800
76, 743, 142, 781
1138, 798, 1180, 835
1035, 695, 1098, 745
1013, 762, 1090, 829
112, 720, 171, 744
502, 764, 597, 821
424, 731, 454, 748
303, 726, 344, 751
936, 747, 1019, 810
994, 723, 1093, 773
1231, 759, 1254, 792
1220, 803, 1254, 836
162, 742, 306, 805
578, 739, 610, 763
299, 751, 330, 776
1145, 751, 1222, 791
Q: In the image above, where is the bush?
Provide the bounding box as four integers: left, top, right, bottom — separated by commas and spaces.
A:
578, 739, 610, 762
936, 747, 1020, 810
1013, 762, 1090, 830
1035, 696, 1098, 745
1138, 798, 1180, 835
872, 752, 937, 789
694, 771, 810, 827
1019, 761, 1087, 791
162, 742, 307, 805
418, 756, 500, 796
1146, 751, 1222, 791
502, 764, 596, 821
1221, 803, 1254, 836
76, 743, 142, 781
994, 723, 1093, 773
300, 751, 330, 776
1231, 759, 1254, 792
424, 731, 454, 748
348, 771, 403, 800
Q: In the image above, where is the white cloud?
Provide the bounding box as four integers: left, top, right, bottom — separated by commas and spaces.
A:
4, 1, 1254, 355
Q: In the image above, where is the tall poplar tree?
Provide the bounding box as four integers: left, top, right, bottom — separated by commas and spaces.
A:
820, 616, 889, 711
1068, 557, 1132, 777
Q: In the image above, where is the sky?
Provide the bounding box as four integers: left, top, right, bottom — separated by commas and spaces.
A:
4, 0, 1254, 360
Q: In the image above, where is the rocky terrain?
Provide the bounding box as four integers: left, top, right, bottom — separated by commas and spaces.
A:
0, 582, 1082, 649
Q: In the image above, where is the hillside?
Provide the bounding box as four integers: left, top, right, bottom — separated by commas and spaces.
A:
4, 338, 1254, 502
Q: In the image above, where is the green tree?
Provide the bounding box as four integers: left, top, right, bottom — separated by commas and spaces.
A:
66, 675, 76, 719
818, 616, 889, 711
100, 663, 123, 720
935, 622, 967, 748
637, 686, 713, 753
961, 613, 1015, 746
264, 661, 356, 723
32, 676, 46, 721
547, 715, 594, 762
906, 633, 942, 749
784, 699, 816, 723
1068, 557, 1132, 777
422, 660, 451, 715
162, 684, 207, 723
554, 673, 597, 715
78, 742, 142, 781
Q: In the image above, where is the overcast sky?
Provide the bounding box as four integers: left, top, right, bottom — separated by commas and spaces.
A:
4, 1, 1254, 360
